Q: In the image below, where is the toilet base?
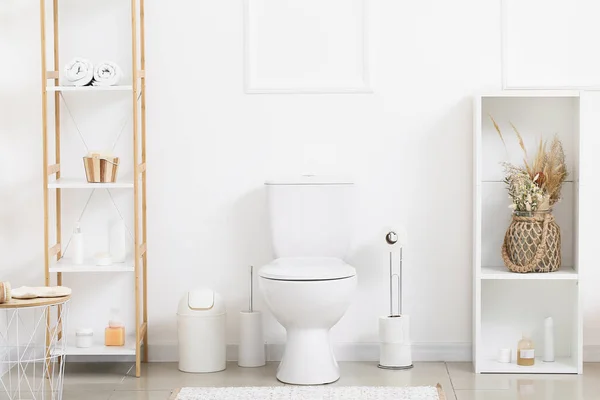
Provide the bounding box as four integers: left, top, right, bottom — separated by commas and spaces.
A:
276, 328, 339, 385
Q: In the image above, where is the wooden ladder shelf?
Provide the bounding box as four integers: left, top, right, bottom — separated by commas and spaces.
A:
40, 0, 148, 377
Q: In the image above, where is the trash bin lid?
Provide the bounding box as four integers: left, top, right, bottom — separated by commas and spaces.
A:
177, 288, 226, 316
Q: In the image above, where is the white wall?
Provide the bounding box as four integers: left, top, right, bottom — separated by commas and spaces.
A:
503, 0, 600, 89
1, 0, 599, 362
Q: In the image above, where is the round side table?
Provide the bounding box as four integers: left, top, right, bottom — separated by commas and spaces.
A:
0, 296, 70, 400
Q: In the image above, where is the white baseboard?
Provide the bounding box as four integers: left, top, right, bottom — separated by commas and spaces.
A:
147, 342, 472, 363
67, 343, 600, 363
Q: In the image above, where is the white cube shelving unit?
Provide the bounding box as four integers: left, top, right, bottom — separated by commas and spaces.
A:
473, 90, 600, 374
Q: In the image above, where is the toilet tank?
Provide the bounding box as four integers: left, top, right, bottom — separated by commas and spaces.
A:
265, 175, 354, 258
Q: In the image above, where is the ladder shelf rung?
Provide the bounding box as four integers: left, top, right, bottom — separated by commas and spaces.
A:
138, 243, 147, 258
47, 164, 60, 176
139, 322, 147, 340
48, 243, 61, 258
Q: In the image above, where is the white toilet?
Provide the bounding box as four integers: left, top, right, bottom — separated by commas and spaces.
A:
259, 175, 357, 385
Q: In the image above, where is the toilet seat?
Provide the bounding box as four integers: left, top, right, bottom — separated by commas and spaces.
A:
259, 257, 356, 281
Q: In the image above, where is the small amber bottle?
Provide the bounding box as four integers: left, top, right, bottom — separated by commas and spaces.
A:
105, 308, 125, 346
105, 324, 125, 346
517, 335, 535, 366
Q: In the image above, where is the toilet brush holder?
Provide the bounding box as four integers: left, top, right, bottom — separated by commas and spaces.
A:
238, 265, 266, 367
238, 311, 266, 367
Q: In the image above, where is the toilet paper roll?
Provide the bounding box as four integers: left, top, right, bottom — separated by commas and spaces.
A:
379, 342, 413, 368
379, 315, 411, 344
381, 226, 408, 249
238, 311, 266, 368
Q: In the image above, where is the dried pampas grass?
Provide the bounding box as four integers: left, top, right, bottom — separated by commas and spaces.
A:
490, 116, 568, 209
509, 122, 533, 177
544, 136, 568, 205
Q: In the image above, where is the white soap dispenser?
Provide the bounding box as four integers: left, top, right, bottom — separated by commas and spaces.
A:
72, 222, 85, 265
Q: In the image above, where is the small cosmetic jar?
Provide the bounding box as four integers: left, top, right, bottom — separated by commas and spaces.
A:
75, 328, 94, 348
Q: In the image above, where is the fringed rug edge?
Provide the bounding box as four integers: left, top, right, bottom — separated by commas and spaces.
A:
171, 384, 447, 400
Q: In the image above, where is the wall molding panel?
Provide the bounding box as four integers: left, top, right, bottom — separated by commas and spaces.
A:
501, 0, 600, 90
244, 0, 371, 94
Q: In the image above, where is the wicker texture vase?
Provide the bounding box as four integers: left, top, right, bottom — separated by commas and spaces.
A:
501, 211, 561, 273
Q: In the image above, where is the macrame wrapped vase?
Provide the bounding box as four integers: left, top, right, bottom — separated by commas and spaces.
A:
501, 210, 561, 273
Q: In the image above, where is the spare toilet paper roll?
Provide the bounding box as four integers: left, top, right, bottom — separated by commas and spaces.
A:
379, 315, 410, 344
238, 311, 266, 367
380, 342, 413, 368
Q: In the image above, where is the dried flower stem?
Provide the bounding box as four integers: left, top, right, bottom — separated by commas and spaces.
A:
490, 116, 568, 211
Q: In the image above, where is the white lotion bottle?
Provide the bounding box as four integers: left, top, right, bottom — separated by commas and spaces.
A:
110, 220, 127, 263
72, 223, 84, 265
543, 317, 555, 362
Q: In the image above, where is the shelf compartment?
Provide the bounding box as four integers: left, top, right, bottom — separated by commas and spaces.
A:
480, 182, 576, 274
480, 265, 578, 280
48, 178, 133, 189
50, 258, 133, 273
52, 335, 137, 356
479, 280, 580, 374
478, 357, 578, 374
46, 85, 133, 92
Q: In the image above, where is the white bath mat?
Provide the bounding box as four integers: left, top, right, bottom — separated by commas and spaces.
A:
172, 385, 445, 400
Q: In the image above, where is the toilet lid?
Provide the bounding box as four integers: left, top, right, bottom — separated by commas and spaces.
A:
259, 257, 356, 281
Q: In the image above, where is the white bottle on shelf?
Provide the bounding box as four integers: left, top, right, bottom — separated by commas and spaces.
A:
110, 220, 127, 263
543, 317, 555, 362
72, 223, 84, 265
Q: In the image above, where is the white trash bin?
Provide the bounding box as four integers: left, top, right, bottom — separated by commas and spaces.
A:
177, 288, 227, 373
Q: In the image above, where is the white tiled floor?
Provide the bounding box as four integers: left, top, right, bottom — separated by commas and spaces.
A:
52, 362, 600, 399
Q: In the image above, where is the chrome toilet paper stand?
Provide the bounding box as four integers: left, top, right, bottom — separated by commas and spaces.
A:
378, 230, 413, 370
386, 231, 402, 318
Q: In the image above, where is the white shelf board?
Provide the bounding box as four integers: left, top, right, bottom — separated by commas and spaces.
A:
480, 265, 578, 280
479, 357, 578, 374
46, 85, 133, 92
52, 335, 136, 356
50, 258, 133, 273
48, 178, 133, 189
478, 90, 580, 98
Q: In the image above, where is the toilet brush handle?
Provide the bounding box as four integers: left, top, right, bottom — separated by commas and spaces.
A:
250, 265, 254, 313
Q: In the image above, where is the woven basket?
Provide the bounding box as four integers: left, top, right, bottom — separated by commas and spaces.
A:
83, 155, 119, 183
501, 211, 561, 273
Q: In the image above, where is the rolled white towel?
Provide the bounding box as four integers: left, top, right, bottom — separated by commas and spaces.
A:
93, 61, 122, 86
64, 58, 94, 86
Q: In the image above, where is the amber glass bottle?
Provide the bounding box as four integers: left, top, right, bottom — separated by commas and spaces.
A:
517, 335, 535, 366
